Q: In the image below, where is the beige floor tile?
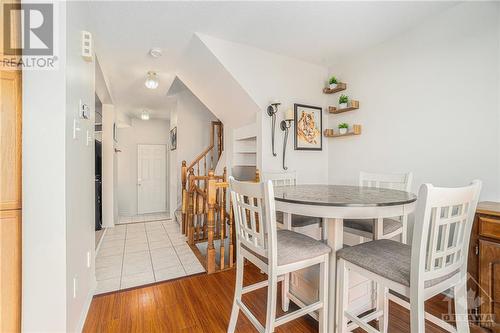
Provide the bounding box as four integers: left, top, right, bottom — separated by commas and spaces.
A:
121, 271, 155, 289
95, 277, 121, 294
147, 233, 169, 243
104, 233, 126, 241
96, 254, 122, 269
98, 245, 124, 257
148, 239, 172, 250
96, 264, 122, 281
155, 266, 186, 282
125, 242, 149, 254
100, 239, 125, 250
183, 262, 205, 275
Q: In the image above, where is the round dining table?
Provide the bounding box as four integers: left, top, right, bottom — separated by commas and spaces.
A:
273, 185, 417, 333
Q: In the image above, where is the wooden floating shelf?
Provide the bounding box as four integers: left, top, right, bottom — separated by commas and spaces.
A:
324, 131, 360, 138
328, 100, 360, 114
323, 82, 347, 94
324, 125, 362, 138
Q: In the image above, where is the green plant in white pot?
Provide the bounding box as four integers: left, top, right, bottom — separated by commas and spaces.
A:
339, 94, 348, 109
338, 123, 349, 135
329, 76, 338, 90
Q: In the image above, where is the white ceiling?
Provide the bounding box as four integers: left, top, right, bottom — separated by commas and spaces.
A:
89, 1, 456, 120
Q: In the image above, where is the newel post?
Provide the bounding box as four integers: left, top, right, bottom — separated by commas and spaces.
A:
181, 161, 187, 234
207, 170, 217, 274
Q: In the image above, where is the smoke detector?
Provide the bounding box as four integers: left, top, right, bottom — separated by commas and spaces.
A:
149, 48, 162, 58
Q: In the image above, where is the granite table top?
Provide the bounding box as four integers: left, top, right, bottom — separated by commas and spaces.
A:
273, 185, 417, 207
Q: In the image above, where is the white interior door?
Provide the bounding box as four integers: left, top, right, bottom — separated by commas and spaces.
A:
137, 144, 167, 214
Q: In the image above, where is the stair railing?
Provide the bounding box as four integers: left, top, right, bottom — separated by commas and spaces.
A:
184, 168, 260, 274
181, 121, 223, 234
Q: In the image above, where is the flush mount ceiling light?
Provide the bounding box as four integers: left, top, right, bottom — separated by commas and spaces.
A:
145, 71, 159, 89
140, 110, 150, 120
149, 48, 162, 58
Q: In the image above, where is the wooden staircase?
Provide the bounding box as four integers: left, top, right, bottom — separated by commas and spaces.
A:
180, 121, 228, 274
180, 121, 260, 274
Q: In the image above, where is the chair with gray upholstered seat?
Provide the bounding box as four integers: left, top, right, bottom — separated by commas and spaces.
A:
262, 171, 323, 231
227, 177, 331, 333
344, 171, 413, 243
336, 180, 481, 333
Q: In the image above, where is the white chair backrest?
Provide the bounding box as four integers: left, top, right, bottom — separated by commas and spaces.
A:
262, 171, 297, 187
411, 180, 481, 288
359, 171, 413, 192
229, 177, 278, 264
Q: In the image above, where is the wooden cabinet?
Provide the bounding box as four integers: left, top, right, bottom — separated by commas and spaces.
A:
0, 210, 21, 333
469, 202, 500, 331
0, 5, 22, 332
0, 71, 22, 210
479, 240, 500, 331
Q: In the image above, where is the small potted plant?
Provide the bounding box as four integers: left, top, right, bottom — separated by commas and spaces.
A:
338, 123, 349, 135
328, 76, 338, 90
339, 94, 348, 109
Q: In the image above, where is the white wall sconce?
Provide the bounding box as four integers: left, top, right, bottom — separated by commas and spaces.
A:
280, 108, 294, 170
145, 71, 159, 89
267, 101, 280, 157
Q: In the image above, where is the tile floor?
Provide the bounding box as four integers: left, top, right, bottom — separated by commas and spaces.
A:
95, 219, 205, 295
117, 212, 170, 225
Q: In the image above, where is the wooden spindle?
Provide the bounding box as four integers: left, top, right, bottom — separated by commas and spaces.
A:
207, 171, 216, 274
197, 162, 200, 188
204, 155, 207, 176
187, 168, 195, 245
181, 161, 187, 234
202, 179, 208, 240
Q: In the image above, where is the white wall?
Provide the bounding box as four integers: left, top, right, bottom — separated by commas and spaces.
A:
497, 6, 500, 201
200, 35, 330, 184
168, 83, 219, 214
22, 2, 67, 330
65, 2, 96, 330
176, 34, 259, 129
23, 1, 96, 331
117, 118, 170, 216
329, 2, 500, 200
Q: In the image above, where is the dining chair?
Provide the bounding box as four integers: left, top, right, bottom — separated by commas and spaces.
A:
227, 177, 331, 333
336, 180, 481, 333
344, 171, 413, 243
261, 171, 323, 231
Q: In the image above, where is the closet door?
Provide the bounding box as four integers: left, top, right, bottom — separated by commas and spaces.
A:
0, 70, 22, 210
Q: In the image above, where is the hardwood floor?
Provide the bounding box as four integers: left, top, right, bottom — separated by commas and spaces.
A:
84, 264, 460, 333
